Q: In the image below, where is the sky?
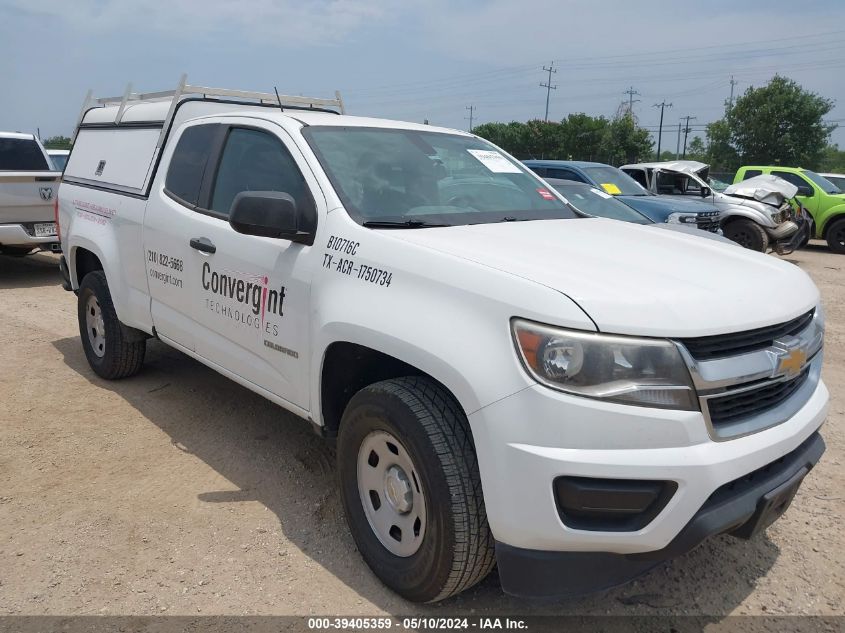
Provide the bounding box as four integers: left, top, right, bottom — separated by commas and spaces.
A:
2, 0, 844, 151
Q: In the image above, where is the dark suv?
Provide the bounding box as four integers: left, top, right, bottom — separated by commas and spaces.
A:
524, 160, 721, 233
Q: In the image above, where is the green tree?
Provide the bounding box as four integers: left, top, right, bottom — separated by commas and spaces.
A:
819, 145, 845, 172
686, 136, 707, 161
722, 75, 835, 169
42, 135, 72, 149
600, 116, 653, 165
704, 119, 739, 171
472, 122, 532, 158
557, 113, 609, 161
524, 119, 562, 159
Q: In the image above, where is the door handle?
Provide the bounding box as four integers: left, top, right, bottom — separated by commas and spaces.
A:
189, 237, 216, 254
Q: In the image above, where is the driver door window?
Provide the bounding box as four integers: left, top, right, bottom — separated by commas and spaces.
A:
210, 127, 315, 217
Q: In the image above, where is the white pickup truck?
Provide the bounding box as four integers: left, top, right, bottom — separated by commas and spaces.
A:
0, 132, 62, 255
58, 79, 828, 602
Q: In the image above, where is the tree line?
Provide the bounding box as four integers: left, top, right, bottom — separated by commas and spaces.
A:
472, 76, 841, 173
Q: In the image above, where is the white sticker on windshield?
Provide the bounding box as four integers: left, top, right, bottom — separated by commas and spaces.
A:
467, 149, 522, 173
591, 188, 613, 199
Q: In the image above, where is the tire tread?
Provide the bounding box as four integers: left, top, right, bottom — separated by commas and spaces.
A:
78, 271, 146, 379
366, 376, 496, 601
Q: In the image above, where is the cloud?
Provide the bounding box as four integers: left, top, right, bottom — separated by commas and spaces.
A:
412, 0, 818, 64
4, 0, 397, 45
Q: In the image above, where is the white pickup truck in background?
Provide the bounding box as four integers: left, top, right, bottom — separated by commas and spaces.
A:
0, 132, 62, 256
57, 79, 828, 602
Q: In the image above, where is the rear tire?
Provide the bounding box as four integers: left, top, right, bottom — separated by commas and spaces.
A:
337, 376, 495, 602
77, 271, 146, 379
724, 219, 769, 252
826, 217, 845, 254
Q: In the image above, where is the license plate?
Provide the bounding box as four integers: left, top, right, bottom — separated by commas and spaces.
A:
34, 222, 57, 238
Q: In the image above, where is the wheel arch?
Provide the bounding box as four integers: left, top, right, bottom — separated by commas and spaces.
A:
315, 331, 483, 441
820, 207, 845, 239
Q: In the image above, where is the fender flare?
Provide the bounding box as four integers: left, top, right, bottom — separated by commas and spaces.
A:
311, 322, 509, 430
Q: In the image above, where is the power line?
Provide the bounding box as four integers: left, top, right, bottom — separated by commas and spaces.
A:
653, 101, 673, 159
465, 104, 476, 132
540, 62, 558, 122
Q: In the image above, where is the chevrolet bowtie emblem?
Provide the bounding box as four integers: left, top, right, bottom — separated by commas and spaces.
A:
776, 348, 807, 379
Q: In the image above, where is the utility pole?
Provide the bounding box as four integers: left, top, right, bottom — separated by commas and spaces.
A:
680, 115, 697, 159
623, 86, 641, 119
728, 75, 739, 111
465, 105, 476, 132
676, 122, 682, 160
540, 62, 557, 122
653, 101, 672, 160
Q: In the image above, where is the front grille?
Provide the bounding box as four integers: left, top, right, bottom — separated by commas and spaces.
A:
707, 368, 810, 427
679, 309, 814, 361
695, 211, 721, 233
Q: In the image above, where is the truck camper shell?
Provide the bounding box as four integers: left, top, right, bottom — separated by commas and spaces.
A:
65, 74, 344, 198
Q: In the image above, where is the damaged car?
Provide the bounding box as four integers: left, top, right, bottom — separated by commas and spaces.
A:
620, 161, 808, 254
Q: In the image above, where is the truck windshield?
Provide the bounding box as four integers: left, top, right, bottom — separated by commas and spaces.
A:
0, 138, 50, 171
581, 165, 649, 196
546, 180, 651, 224
303, 127, 575, 226
803, 170, 841, 194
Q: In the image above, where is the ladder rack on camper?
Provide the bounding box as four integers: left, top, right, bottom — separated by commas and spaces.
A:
73, 73, 345, 143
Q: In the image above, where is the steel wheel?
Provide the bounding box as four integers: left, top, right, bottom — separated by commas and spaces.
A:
85, 293, 106, 358
357, 430, 427, 557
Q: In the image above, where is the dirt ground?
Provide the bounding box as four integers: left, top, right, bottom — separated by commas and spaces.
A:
0, 245, 843, 618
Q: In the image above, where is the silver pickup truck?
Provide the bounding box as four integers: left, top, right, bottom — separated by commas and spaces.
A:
0, 132, 62, 256
620, 161, 808, 254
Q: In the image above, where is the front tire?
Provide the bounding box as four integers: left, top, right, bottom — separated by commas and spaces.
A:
77, 271, 146, 379
826, 217, 845, 254
337, 377, 495, 602
723, 219, 769, 252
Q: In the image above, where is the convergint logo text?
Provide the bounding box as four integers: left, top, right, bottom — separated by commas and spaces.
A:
201, 261, 286, 336
150, 268, 182, 288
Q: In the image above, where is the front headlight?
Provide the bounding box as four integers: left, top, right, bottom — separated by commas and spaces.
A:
666, 212, 698, 225
512, 319, 698, 410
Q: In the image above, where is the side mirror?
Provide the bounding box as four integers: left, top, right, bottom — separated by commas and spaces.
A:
796, 185, 813, 197
229, 191, 314, 244
700, 186, 711, 198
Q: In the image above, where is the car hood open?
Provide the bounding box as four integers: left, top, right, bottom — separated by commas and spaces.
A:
387, 218, 817, 337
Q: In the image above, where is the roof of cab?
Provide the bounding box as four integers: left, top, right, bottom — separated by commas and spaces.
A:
81, 100, 469, 137
620, 160, 708, 174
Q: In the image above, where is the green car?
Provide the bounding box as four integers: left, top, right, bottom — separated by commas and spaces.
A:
734, 166, 845, 253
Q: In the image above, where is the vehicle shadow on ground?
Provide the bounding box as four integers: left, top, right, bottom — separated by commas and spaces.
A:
52, 335, 780, 617
0, 252, 61, 290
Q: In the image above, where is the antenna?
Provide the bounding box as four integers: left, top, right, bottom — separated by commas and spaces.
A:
274, 87, 285, 113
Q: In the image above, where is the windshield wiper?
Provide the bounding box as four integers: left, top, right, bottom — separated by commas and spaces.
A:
362, 219, 452, 228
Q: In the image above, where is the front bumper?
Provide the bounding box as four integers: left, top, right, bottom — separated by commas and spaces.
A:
771, 210, 811, 255
495, 431, 824, 598
469, 373, 828, 597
